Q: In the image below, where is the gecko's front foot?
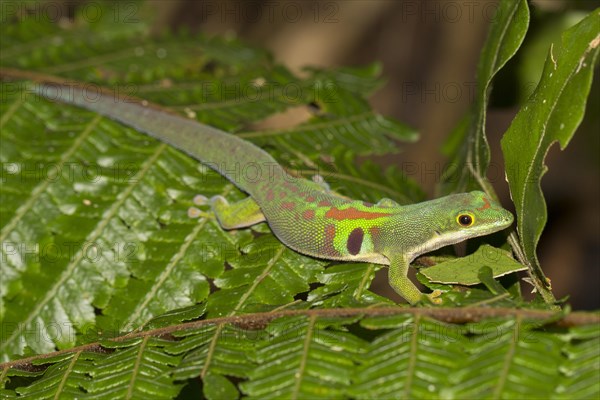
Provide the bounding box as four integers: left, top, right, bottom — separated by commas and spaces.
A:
424, 289, 443, 305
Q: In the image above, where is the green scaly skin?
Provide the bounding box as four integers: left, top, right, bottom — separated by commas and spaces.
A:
35, 83, 514, 305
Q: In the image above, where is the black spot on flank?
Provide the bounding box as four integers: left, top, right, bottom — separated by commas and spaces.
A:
347, 228, 364, 256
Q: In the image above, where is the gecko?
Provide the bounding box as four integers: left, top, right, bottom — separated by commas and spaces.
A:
34, 82, 514, 305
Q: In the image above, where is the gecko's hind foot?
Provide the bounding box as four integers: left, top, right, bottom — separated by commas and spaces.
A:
311, 174, 331, 191
310, 174, 353, 200
187, 207, 202, 219
188, 194, 213, 219
193, 194, 208, 206
376, 198, 400, 208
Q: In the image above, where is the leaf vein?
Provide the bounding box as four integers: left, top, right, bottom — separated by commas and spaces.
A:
403, 314, 420, 398
291, 314, 317, 400
492, 315, 521, 399
126, 336, 149, 400
53, 351, 80, 400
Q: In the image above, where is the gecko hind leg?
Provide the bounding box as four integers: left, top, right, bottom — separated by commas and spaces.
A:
309, 174, 352, 200
311, 174, 331, 192
376, 198, 400, 207
197, 195, 266, 229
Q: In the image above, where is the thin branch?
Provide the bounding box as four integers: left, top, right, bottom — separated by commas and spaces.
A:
2, 306, 597, 371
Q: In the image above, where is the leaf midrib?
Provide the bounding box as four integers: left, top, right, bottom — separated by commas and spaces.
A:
291, 315, 316, 400
492, 316, 521, 399
402, 314, 420, 398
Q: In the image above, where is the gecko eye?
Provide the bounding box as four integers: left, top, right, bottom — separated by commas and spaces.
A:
457, 213, 474, 227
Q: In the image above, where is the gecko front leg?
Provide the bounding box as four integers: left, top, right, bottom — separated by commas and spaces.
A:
388, 255, 424, 305
388, 255, 443, 305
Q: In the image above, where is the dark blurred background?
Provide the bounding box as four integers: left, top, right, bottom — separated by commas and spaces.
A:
53, 0, 600, 308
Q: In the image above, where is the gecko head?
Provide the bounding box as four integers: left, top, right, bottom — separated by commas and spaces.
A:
432, 191, 514, 242
380, 191, 514, 261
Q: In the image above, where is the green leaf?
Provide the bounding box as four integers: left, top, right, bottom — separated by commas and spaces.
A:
207, 236, 325, 317
441, 0, 529, 194
516, 12, 588, 103
351, 314, 465, 399
303, 62, 385, 95
141, 303, 207, 331
169, 324, 259, 383
239, 109, 417, 159
448, 318, 564, 399
203, 371, 239, 400
557, 324, 600, 398
477, 266, 510, 296
420, 245, 526, 285
501, 9, 600, 296
314, 147, 426, 205
240, 315, 366, 399
13, 338, 184, 399
309, 263, 392, 308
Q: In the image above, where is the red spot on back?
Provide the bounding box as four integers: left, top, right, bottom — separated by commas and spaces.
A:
266, 190, 274, 201
325, 207, 392, 221
318, 200, 332, 207
477, 196, 491, 211
281, 202, 296, 210
323, 224, 339, 256
302, 209, 315, 220
279, 192, 287, 199
325, 224, 335, 239
369, 226, 381, 238
306, 196, 316, 202
283, 182, 299, 192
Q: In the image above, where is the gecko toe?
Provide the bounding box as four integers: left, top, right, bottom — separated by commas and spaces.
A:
187, 206, 202, 218
425, 290, 443, 305
193, 195, 208, 205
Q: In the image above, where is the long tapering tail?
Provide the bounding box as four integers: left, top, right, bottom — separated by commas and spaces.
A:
34, 83, 284, 197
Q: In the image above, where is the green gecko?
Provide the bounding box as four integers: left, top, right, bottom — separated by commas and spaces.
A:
35, 83, 514, 305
